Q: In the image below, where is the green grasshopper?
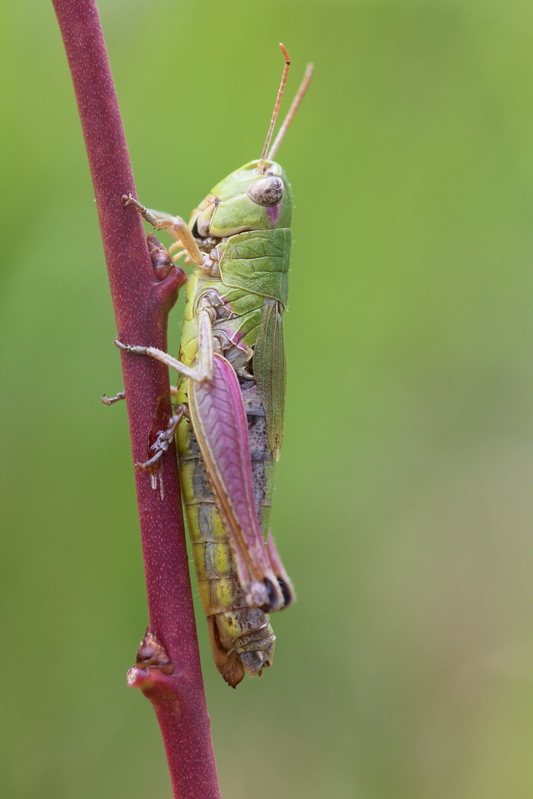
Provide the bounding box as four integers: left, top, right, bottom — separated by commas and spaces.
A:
118, 45, 312, 686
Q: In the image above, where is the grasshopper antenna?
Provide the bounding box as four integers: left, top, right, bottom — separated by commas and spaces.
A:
267, 62, 314, 161
258, 43, 291, 174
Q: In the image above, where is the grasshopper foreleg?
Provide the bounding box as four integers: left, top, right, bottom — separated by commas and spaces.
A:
115, 301, 214, 383
122, 193, 205, 268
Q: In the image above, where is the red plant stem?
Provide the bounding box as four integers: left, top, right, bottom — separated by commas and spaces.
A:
51, 2, 220, 797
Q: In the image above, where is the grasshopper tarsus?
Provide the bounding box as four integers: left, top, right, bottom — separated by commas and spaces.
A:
135, 452, 163, 471
135, 408, 185, 471
123, 192, 205, 268
114, 337, 149, 357
121, 193, 160, 228
102, 390, 126, 406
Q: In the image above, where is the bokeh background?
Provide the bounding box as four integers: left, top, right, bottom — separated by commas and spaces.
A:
3, 0, 533, 797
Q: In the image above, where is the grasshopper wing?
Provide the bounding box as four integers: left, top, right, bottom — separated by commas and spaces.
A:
253, 297, 286, 460
189, 353, 285, 611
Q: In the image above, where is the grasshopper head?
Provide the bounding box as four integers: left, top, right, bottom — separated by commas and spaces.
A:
190, 160, 292, 239
190, 47, 312, 245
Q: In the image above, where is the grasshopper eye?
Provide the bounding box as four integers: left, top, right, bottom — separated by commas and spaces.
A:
247, 176, 284, 207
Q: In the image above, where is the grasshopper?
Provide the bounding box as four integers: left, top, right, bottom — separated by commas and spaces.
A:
117, 45, 312, 686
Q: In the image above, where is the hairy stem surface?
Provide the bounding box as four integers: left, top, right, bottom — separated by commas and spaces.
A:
51, 1, 220, 796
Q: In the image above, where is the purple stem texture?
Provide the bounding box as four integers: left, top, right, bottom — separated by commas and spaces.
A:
51, 1, 221, 797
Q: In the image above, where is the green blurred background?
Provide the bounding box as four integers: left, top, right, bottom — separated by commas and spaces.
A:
3, 0, 533, 796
